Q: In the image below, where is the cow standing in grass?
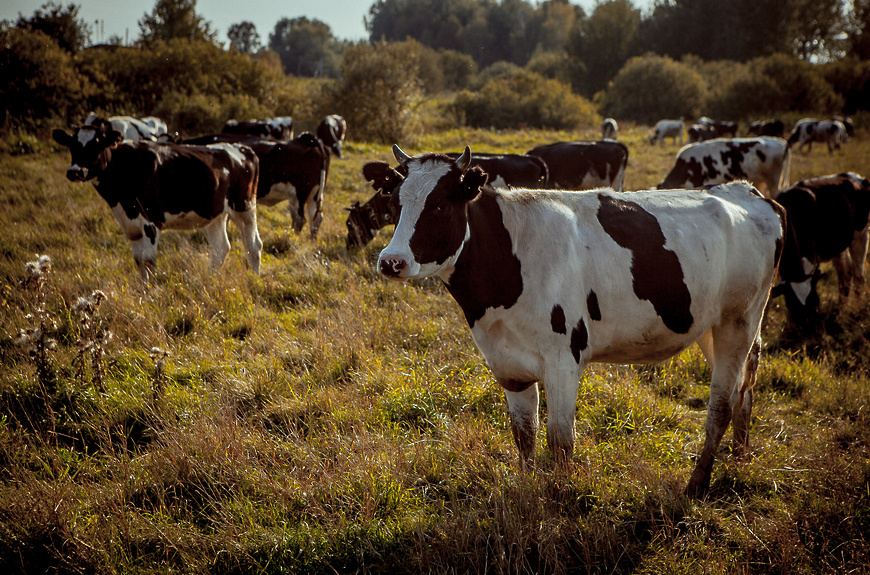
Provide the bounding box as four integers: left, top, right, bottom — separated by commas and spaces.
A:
373, 145, 785, 496
53, 124, 262, 279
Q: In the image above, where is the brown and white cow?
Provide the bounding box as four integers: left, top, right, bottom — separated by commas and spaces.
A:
185, 133, 330, 239
787, 118, 849, 154
52, 125, 262, 279
375, 145, 785, 496
772, 172, 870, 328
346, 152, 548, 248
317, 114, 347, 158
526, 140, 628, 192
650, 119, 684, 146
657, 137, 790, 198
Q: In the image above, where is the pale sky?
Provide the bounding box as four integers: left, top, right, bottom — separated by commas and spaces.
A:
1, 1, 652, 46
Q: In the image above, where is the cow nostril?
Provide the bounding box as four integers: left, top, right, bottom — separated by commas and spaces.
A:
379, 257, 406, 277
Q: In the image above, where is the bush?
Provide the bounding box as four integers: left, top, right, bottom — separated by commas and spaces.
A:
599, 53, 706, 124
449, 69, 598, 130
822, 57, 870, 114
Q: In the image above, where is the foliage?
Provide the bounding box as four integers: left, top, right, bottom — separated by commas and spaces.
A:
449, 69, 598, 130
324, 40, 424, 144
599, 53, 707, 123
138, 0, 218, 45
227, 21, 261, 54
269, 16, 344, 78
13, 1, 91, 53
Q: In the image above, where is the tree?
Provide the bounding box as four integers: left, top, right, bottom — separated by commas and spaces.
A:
228, 21, 260, 54
269, 17, 342, 77
15, 2, 91, 52
850, 0, 870, 59
138, 0, 218, 45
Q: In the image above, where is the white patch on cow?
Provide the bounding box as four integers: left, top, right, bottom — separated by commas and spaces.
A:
381, 158, 454, 278
77, 129, 96, 147
208, 142, 247, 166
490, 175, 508, 188
790, 279, 813, 306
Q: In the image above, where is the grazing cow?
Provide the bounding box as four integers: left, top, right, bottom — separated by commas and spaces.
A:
345, 161, 403, 249
527, 140, 628, 192
375, 145, 785, 496
771, 172, 870, 327
688, 123, 718, 143
658, 137, 790, 198
317, 114, 347, 158
222, 117, 294, 140
787, 118, 849, 154
834, 116, 855, 138
84, 113, 167, 141
650, 119, 684, 146
748, 119, 785, 139
52, 125, 262, 279
601, 118, 618, 140
185, 133, 330, 239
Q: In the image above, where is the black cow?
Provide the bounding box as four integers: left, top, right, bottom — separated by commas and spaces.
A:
526, 140, 628, 192
222, 117, 294, 141
748, 119, 785, 139
186, 132, 330, 239
772, 173, 870, 327
445, 152, 548, 189
52, 124, 262, 279
316, 115, 347, 158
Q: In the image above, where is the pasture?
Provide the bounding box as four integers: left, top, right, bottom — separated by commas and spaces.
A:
1, 125, 869, 574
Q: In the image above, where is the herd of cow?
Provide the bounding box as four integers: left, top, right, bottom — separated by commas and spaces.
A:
51, 112, 867, 496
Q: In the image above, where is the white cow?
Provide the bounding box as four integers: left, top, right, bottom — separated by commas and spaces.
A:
650, 119, 684, 146
601, 118, 618, 140
84, 113, 168, 141
374, 146, 785, 496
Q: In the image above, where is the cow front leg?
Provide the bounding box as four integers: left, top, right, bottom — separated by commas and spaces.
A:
228, 208, 263, 274
204, 214, 231, 270
542, 366, 581, 465
502, 382, 539, 468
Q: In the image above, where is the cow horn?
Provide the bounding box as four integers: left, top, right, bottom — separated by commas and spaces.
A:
393, 144, 412, 166
456, 146, 472, 173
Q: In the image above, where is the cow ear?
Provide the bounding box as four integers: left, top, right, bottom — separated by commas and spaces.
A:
52, 128, 73, 147
455, 145, 472, 173
458, 165, 488, 202
363, 161, 403, 194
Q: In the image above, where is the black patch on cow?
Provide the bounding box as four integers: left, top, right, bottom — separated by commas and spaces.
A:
550, 304, 567, 334
444, 187, 524, 327
144, 222, 157, 243
499, 379, 535, 393
587, 290, 601, 321
570, 319, 588, 363
756, 149, 766, 162
596, 194, 694, 334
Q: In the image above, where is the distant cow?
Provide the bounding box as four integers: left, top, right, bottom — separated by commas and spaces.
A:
222, 117, 294, 141
658, 137, 790, 198
345, 162, 403, 249
601, 118, 618, 140
772, 172, 870, 327
446, 152, 549, 189
688, 123, 717, 143
52, 125, 262, 279
317, 114, 347, 158
375, 145, 785, 496
527, 140, 628, 192
84, 113, 168, 141
748, 119, 785, 139
650, 120, 684, 146
787, 119, 849, 154
185, 133, 330, 239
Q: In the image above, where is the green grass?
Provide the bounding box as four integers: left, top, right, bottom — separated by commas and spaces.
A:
0, 125, 869, 574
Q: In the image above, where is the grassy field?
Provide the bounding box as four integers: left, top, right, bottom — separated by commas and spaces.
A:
1, 124, 869, 574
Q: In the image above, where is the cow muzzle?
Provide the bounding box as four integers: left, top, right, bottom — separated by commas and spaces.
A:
378, 257, 407, 278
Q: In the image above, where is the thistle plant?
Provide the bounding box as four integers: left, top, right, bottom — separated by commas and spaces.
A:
149, 347, 170, 403
14, 255, 58, 392
72, 290, 113, 393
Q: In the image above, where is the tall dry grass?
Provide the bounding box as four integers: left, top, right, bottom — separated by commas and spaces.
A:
0, 125, 868, 574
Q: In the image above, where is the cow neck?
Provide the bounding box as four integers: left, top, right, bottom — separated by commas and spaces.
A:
443, 187, 523, 327
92, 144, 155, 224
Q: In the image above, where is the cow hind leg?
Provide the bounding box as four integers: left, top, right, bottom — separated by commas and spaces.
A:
204, 214, 231, 270
503, 383, 540, 468
129, 228, 160, 280
305, 185, 324, 240
228, 208, 263, 274
686, 324, 760, 497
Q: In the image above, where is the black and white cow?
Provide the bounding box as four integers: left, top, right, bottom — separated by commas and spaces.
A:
601, 118, 618, 140
748, 119, 785, 139
526, 140, 628, 191
222, 117, 294, 141
657, 137, 790, 198
316, 114, 347, 158
185, 133, 330, 239
84, 113, 168, 141
787, 118, 849, 154
650, 119, 684, 146
375, 145, 785, 496
688, 123, 718, 143
446, 152, 549, 189
772, 172, 870, 327
52, 125, 262, 279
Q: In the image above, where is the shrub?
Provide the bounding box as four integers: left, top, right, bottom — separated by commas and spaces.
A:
599, 53, 706, 124
449, 69, 598, 130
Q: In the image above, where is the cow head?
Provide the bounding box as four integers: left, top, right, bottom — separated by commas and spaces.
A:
346, 161, 405, 249
52, 125, 123, 181
377, 145, 488, 280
